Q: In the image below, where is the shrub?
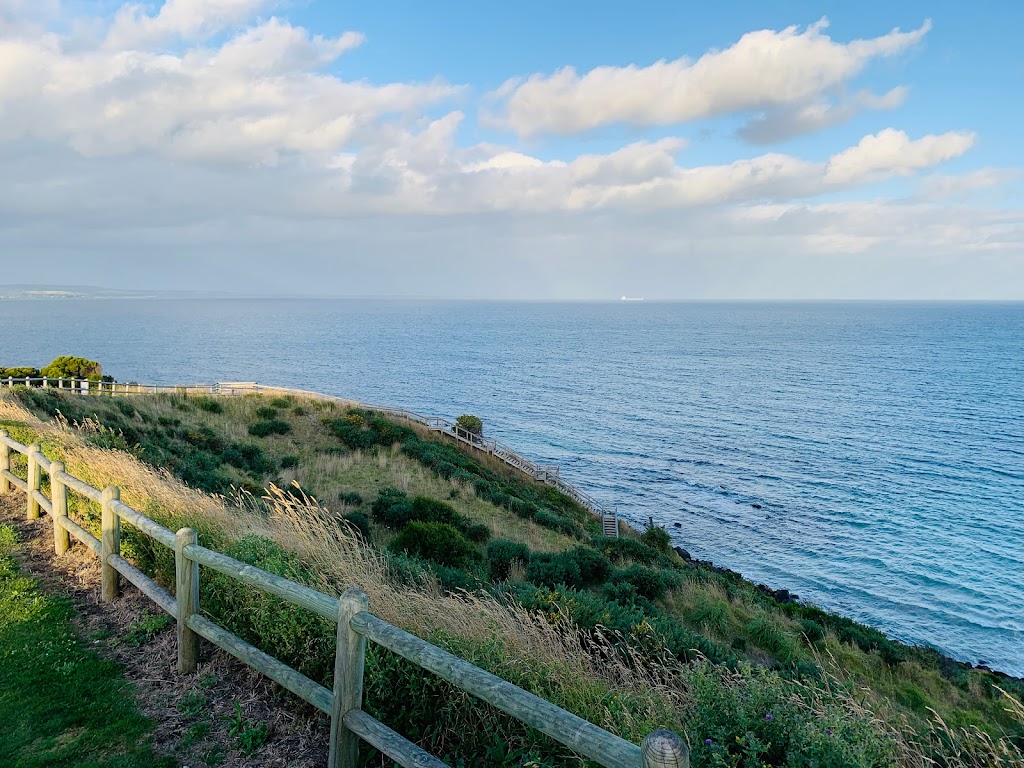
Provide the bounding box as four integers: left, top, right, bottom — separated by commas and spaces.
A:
487, 540, 531, 581
327, 420, 378, 450
248, 419, 291, 437
594, 536, 662, 566
687, 593, 731, 636
526, 553, 583, 589
254, 406, 278, 419
371, 488, 415, 527
464, 523, 491, 543
567, 547, 613, 585
640, 525, 672, 554
455, 414, 483, 437
269, 397, 293, 408
410, 496, 463, 527
193, 397, 224, 413
618, 564, 674, 601
799, 619, 825, 644
338, 491, 364, 506
40, 355, 103, 380
389, 523, 481, 570
280, 455, 299, 469
342, 512, 371, 541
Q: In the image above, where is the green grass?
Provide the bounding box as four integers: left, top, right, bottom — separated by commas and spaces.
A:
0, 524, 173, 768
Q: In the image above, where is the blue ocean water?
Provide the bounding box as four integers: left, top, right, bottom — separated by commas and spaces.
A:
1, 299, 1021, 675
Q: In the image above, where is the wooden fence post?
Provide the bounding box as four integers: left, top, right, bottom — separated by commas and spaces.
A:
328, 588, 369, 768
175, 527, 200, 673
641, 729, 689, 768
100, 486, 121, 602
50, 461, 70, 556
26, 443, 41, 519
0, 430, 9, 495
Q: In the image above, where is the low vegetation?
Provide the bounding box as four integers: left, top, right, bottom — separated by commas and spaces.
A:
2, 386, 1023, 768
0, 523, 173, 767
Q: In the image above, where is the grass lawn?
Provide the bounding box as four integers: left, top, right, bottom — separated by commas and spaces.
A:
0, 523, 173, 768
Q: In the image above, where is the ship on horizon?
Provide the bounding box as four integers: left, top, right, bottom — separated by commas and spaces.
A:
620, 296, 645, 301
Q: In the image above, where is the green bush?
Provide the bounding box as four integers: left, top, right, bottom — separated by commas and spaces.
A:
799, 619, 826, 644
640, 525, 672, 553
618, 564, 675, 600
455, 414, 483, 436
388, 522, 481, 570
338, 491, 364, 506
193, 397, 224, 413
371, 488, 416, 527
248, 419, 291, 437
254, 406, 278, 419
747, 614, 795, 660
342, 512, 371, 541
464, 523, 491, 543
567, 546, 612, 585
526, 553, 582, 589
487, 539, 531, 581
40, 355, 103, 380
280, 455, 299, 469
410, 496, 463, 527
269, 397, 293, 408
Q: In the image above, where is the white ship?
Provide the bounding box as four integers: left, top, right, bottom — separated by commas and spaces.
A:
620, 296, 645, 301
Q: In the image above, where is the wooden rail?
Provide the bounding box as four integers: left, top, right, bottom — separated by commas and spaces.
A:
0, 377, 620, 536
0, 429, 686, 767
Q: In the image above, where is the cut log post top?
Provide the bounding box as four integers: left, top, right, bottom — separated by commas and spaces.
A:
641, 729, 690, 768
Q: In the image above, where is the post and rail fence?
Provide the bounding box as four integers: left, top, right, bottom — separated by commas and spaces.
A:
0, 377, 621, 537
0, 426, 684, 766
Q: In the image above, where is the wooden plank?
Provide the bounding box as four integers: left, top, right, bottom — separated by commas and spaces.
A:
111, 500, 176, 549
350, 613, 642, 768
50, 460, 70, 555
54, 470, 103, 502
100, 486, 121, 602
329, 589, 368, 768
108, 553, 177, 617
183, 543, 339, 621
175, 528, 200, 674
56, 516, 101, 556
3, 470, 28, 492
0, 430, 9, 495
186, 614, 333, 714
31, 489, 52, 516
0, 433, 28, 454
26, 444, 41, 519
35, 452, 52, 473
342, 710, 449, 768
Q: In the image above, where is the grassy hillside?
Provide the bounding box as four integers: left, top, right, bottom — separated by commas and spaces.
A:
3, 386, 1023, 768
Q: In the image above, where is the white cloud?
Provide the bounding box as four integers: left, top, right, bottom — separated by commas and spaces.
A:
487, 19, 930, 137
825, 128, 975, 184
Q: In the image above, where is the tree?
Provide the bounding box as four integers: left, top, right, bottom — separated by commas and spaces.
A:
455, 414, 483, 438
40, 356, 103, 381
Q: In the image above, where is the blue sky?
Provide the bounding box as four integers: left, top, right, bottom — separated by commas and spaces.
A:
1, 0, 1022, 298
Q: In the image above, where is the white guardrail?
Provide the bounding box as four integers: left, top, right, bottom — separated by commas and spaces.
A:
0, 377, 620, 534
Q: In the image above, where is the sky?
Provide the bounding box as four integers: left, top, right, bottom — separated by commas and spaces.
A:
0, 0, 1022, 299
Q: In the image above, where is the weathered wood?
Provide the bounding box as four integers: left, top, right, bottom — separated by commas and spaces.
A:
55, 470, 103, 502
113, 500, 176, 549
109, 553, 176, 617
0, 430, 9, 494
641, 729, 689, 768
350, 612, 643, 768
50, 461, 71, 555
186, 613, 333, 713
26, 443, 41, 519
1, 470, 27, 492
329, 589, 368, 768
100, 486, 120, 602
175, 528, 200, 673
31, 489, 52, 516
56, 516, 101, 555
34, 452, 52, 472
0, 433, 28, 453
182, 543, 339, 621
342, 710, 448, 768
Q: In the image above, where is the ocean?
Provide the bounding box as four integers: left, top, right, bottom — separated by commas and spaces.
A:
1, 299, 1021, 675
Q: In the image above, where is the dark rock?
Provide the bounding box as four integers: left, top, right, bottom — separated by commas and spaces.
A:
672, 546, 692, 561
751, 503, 763, 509
672, 521, 682, 528
773, 589, 795, 603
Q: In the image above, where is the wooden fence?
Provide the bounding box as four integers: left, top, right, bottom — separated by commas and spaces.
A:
0, 377, 621, 537
0, 429, 687, 767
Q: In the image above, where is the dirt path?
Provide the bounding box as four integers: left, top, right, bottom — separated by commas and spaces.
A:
0, 491, 328, 768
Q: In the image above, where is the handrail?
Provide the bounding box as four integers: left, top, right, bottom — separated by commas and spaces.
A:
0, 430, 687, 767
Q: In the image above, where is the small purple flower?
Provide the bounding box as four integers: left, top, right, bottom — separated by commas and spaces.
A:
765, 713, 774, 721
705, 738, 714, 746
826, 728, 833, 736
